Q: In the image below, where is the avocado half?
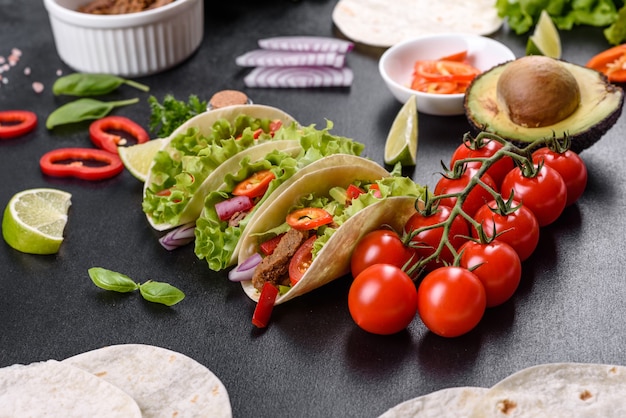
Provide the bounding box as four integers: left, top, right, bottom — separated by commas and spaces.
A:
464, 57, 624, 153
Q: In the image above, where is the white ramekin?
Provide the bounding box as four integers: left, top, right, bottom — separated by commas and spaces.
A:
43, 0, 204, 77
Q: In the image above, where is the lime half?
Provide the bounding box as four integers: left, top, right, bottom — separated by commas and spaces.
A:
118, 138, 166, 182
526, 10, 561, 59
384, 95, 418, 166
2, 188, 72, 254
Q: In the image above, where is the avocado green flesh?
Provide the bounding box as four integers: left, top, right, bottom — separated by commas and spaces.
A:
464, 60, 624, 153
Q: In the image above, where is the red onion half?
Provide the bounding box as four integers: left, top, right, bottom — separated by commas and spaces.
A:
244, 66, 354, 88
228, 253, 262, 282
215, 195, 254, 221
258, 36, 354, 54
236, 50, 346, 68
159, 222, 196, 251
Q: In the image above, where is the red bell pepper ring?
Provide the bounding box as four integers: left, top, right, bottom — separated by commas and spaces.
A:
40, 148, 124, 181
286, 207, 333, 231
89, 115, 149, 154
0, 110, 37, 139
252, 282, 279, 328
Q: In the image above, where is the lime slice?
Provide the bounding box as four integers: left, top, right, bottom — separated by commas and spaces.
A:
384, 95, 418, 166
2, 188, 72, 255
526, 10, 561, 59
118, 138, 166, 182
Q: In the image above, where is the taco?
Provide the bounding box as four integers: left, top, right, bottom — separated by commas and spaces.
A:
194, 124, 365, 271
234, 156, 426, 306
142, 104, 297, 231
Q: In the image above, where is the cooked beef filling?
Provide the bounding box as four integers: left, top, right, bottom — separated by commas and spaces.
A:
252, 228, 310, 290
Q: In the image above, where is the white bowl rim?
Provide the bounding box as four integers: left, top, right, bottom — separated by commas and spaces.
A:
43, 0, 198, 28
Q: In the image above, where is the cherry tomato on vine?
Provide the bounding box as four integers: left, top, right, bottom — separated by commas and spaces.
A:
434, 169, 498, 217
350, 229, 414, 278
348, 264, 418, 335
472, 200, 540, 262
532, 147, 587, 207
404, 205, 468, 271
459, 240, 522, 308
417, 266, 486, 338
450, 139, 515, 186
501, 164, 567, 227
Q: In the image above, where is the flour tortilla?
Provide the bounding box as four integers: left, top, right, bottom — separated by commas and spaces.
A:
332, 0, 503, 47
239, 156, 423, 305
470, 363, 626, 417
379, 387, 488, 417
0, 360, 142, 417
63, 344, 232, 418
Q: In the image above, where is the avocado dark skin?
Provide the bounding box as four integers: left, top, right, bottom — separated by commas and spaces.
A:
464, 56, 624, 154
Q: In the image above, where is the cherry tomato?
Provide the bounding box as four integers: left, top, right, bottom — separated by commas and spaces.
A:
0, 110, 37, 139
501, 164, 567, 227
348, 264, 418, 335
288, 236, 316, 286
434, 169, 498, 217
417, 266, 486, 337
404, 205, 468, 271
459, 240, 522, 308
350, 229, 414, 278
450, 139, 515, 187
472, 200, 540, 262
286, 207, 333, 230
232, 170, 276, 199
532, 147, 587, 207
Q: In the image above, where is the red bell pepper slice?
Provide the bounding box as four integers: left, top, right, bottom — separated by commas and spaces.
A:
0, 110, 37, 139
286, 207, 333, 231
288, 235, 316, 286
252, 281, 279, 328
346, 184, 365, 202
40, 148, 124, 181
259, 233, 285, 256
232, 170, 276, 199
89, 115, 149, 154
586, 44, 626, 83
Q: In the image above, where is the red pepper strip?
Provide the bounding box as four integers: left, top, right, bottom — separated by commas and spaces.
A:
252, 282, 279, 328
346, 184, 365, 202
259, 233, 285, 256
0, 110, 37, 139
89, 116, 149, 154
286, 207, 333, 231
586, 44, 626, 82
40, 148, 124, 181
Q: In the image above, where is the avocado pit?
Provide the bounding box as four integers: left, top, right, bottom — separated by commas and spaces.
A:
496, 56, 581, 128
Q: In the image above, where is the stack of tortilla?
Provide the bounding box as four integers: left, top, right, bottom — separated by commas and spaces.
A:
379, 362, 626, 417
0, 344, 231, 417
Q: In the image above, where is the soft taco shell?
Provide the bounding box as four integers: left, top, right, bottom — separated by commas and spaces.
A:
379, 387, 488, 417
144, 104, 297, 231
63, 344, 232, 418
239, 157, 419, 305
0, 359, 142, 417
470, 363, 626, 417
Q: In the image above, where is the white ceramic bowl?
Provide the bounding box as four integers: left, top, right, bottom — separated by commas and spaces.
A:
43, 0, 204, 77
379, 33, 516, 116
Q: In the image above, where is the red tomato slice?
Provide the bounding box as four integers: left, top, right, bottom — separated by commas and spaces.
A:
439, 50, 468, 62
346, 184, 365, 201
586, 44, 626, 82
288, 235, 317, 286
232, 170, 276, 199
414, 60, 480, 83
411, 78, 461, 94
286, 207, 333, 230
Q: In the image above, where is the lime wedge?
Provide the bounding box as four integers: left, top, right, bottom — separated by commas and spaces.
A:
2, 188, 72, 254
526, 10, 561, 59
118, 138, 166, 182
384, 95, 418, 166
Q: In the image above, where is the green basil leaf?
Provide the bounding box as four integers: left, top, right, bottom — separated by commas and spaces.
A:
46, 98, 139, 129
53, 73, 150, 96
139, 280, 186, 306
88, 267, 139, 293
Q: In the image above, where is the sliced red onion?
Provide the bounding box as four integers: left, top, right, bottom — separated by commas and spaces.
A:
159, 222, 196, 251
236, 50, 346, 68
258, 36, 354, 54
244, 66, 354, 88
215, 195, 254, 221
228, 253, 262, 282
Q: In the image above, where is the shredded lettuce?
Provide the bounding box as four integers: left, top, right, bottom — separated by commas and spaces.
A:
193, 121, 365, 271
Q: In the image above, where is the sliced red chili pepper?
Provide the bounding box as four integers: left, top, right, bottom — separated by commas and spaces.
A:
40, 148, 124, 181
252, 281, 279, 328
89, 116, 149, 154
0, 110, 37, 139
286, 207, 333, 231
346, 184, 365, 202
259, 233, 285, 256
232, 170, 276, 198
288, 235, 316, 286
586, 44, 626, 82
